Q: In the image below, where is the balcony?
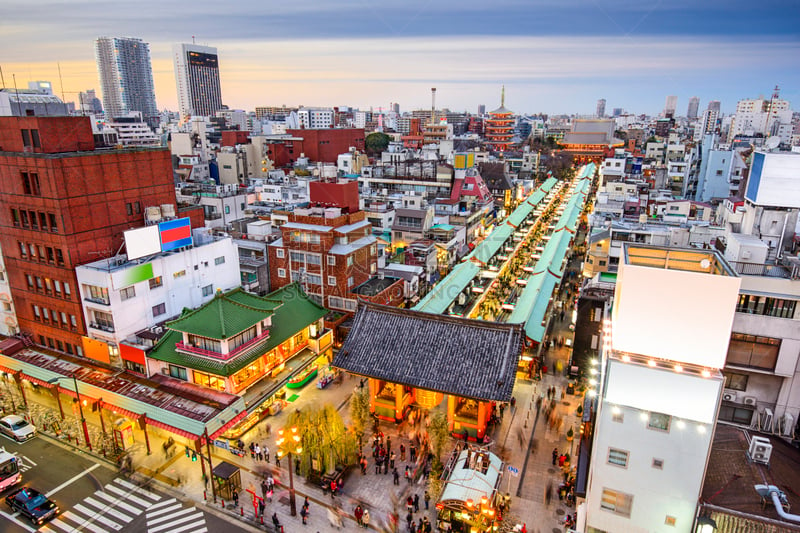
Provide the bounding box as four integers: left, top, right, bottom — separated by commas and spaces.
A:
89, 322, 115, 333
308, 329, 333, 354
84, 296, 110, 306
176, 328, 271, 361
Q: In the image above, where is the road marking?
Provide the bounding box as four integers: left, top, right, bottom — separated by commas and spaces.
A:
167, 518, 207, 533
147, 507, 197, 527
0, 509, 36, 532
148, 497, 178, 511
74, 503, 123, 530
93, 490, 142, 516
116, 478, 160, 500
45, 463, 101, 498
83, 496, 133, 523
105, 483, 151, 507
147, 501, 181, 518
149, 511, 204, 533
59, 510, 106, 533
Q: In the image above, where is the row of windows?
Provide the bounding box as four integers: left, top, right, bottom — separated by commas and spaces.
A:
18, 241, 66, 266
125, 202, 142, 216
612, 409, 671, 432
38, 335, 83, 357
11, 208, 59, 232
606, 447, 664, 470
31, 305, 78, 330
21, 130, 42, 150
736, 294, 796, 319
728, 333, 781, 371
25, 274, 71, 299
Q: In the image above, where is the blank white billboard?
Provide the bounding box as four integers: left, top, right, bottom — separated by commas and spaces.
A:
612, 263, 740, 369
605, 360, 721, 423
124, 225, 161, 261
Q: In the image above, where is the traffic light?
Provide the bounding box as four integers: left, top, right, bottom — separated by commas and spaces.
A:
185, 446, 190, 458
191, 451, 197, 462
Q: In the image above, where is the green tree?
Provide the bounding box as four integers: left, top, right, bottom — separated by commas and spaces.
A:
288, 404, 359, 476
365, 132, 391, 155
349, 385, 372, 448
428, 411, 450, 461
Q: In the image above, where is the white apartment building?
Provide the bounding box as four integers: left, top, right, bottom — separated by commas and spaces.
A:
173, 43, 223, 118
583, 244, 740, 533
106, 112, 161, 147
297, 107, 334, 129
729, 97, 792, 143
76, 232, 240, 371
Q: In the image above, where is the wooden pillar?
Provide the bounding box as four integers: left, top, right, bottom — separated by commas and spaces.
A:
395, 383, 404, 421
368, 378, 379, 414
447, 395, 456, 434
476, 401, 489, 440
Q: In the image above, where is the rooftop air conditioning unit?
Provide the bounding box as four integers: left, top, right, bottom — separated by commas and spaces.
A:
748, 436, 772, 465
722, 390, 738, 403
151, 326, 163, 334
743, 396, 757, 406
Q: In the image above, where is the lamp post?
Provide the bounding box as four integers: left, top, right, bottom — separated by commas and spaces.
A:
48, 374, 91, 451
276, 426, 302, 516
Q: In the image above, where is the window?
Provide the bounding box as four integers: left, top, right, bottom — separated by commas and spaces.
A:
119, 286, 136, 301
173, 270, 186, 279
126, 203, 133, 216
55, 249, 65, 266
19, 241, 27, 257
39, 212, 48, 230
224, 205, 231, 214
42, 308, 50, 322
327, 255, 336, 266
370, 263, 377, 274
193, 371, 226, 391
46, 247, 55, 263
70, 314, 77, 328
607, 448, 629, 467
124, 360, 146, 375
25, 275, 34, 289
718, 405, 755, 425
328, 276, 336, 286
202, 284, 213, 297
278, 268, 286, 278
276, 249, 285, 259
35, 276, 43, 290
648, 412, 671, 432
21, 130, 31, 148
727, 333, 780, 370
168, 365, 188, 381
63, 281, 71, 297
652, 458, 664, 469
53, 280, 61, 295
149, 276, 163, 289
60, 312, 68, 326
32, 305, 40, 320
134, 202, 141, 214
347, 276, 354, 287
152, 303, 166, 317
31, 129, 40, 148
347, 256, 354, 267
29, 211, 38, 229
21, 172, 39, 195
736, 294, 796, 319
11, 209, 20, 227
49, 213, 58, 232
370, 244, 377, 255
723, 372, 748, 391
665, 516, 676, 527
214, 256, 225, 265
600, 488, 633, 517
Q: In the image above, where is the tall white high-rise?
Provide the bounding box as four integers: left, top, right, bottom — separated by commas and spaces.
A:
687, 96, 700, 119
596, 98, 606, 118
173, 43, 223, 118
95, 37, 158, 125
664, 95, 678, 118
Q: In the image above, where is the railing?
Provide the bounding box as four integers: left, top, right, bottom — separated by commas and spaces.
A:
84, 297, 110, 306
728, 261, 792, 279
89, 322, 115, 333
175, 329, 270, 360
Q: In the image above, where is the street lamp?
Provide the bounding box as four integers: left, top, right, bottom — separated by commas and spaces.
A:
276, 426, 302, 516
48, 374, 91, 452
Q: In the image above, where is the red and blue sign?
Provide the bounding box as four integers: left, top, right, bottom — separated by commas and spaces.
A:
158, 218, 193, 251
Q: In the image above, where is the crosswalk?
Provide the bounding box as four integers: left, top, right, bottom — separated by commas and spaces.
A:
11, 452, 35, 473
39, 478, 207, 533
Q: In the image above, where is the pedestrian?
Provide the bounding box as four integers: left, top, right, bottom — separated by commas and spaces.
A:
232, 490, 239, 508
264, 445, 270, 463
384, 456, 389, 475
255, 443, 262, 461
410, 444, 417, 462
393, 468, 400, 485
261, 479, 268, 499
400, 443, 406, 461
552, 447, 558, 466
275, 453, 280, 467
268, 474, 274, 491
300, 505, 308, 525
390, 451, 396, 469
272, 512, 280, 530
423, 516, 432, 533
330, 480, 337, 498
355, 504, 364, 526
386, 436, 391, 452
267, 488, 273, 503
424, 490, 430, 510
410, 520, 417, 533
406, 496, 413, 514
405, 466, 411, 484
258, 499, 265, 517
413, 493, 419, 512
375, 456, 382, 474
361, 456, 367, 475
362, 509, 370, 528
406, 511, 413, 530
249, 442, 255, 459
303, 496, 309, 512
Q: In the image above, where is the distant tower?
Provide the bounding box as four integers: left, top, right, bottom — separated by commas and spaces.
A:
95, 37, 158, 126
596, 98, 606, 118
485, 86, 514, 152
664, 95, 678, 118
707, 100, 721, 112
173, 42, 223, 118
478, 104, 486, 115
687, 96, 700, 120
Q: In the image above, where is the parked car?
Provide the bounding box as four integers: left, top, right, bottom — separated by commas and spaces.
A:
5, 487, 58, 525
0, 415, 35, 442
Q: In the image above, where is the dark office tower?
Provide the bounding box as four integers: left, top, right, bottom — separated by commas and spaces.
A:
173, 43, 223, 118
687, 96, 700, 119
95, 37, 158, 126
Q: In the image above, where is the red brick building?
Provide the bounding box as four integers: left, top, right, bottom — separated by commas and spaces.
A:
221, 130, 250, 147
268, 181, 402, 314
0, 116, 177, 356
285, 128, 365, 163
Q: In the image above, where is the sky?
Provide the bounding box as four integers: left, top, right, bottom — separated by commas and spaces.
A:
2, 0, 799, 116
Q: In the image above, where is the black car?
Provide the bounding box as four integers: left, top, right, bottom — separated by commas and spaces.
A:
5, 487, 59, 525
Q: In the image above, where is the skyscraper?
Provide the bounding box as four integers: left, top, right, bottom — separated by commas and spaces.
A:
664, 95, 678, 118
596, 98, 606, 118
687, 96, 700, 119
95, 37, 158, 126
173, 43, 223, 118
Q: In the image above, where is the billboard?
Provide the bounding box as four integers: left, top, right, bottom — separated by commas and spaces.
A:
124, 225, 161, 261
159, 218, 193, 251
111, 262, 154, 290
744, 152, 800, 208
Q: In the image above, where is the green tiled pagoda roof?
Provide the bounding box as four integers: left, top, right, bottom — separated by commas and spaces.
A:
166, 287, 282, 339
148, 284, 329, 376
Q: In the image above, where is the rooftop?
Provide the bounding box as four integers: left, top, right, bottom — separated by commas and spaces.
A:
350, 276, 401, 297
622, 243, 736, 276
167, 288, 282, 339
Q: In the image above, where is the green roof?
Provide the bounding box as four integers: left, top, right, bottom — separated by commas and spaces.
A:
413, 261, 480, 314
148, 284, 329, 376
167, 288, 282, 339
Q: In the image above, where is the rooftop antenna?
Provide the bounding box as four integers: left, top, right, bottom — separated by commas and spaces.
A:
192, 35, 196, 44
12, 74, 22, 115
0, 65, 5, 88
431, 87, 436, 125
501, 85, 505, 108
57, 62, 66, 103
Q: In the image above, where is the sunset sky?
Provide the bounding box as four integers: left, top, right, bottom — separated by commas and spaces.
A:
2, 0, 798, 116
